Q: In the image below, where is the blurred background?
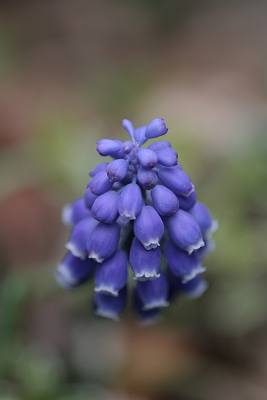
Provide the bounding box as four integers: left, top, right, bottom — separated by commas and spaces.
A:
1, 0, 267, 399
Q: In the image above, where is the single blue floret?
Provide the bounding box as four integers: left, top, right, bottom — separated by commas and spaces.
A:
57, 118, 217, 322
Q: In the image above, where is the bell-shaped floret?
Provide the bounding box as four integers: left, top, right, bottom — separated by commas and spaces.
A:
130, 238, 161, 280
91, 191, 119, 224
118, 183, 143, 221
136, 274, 169, 310
167, 210, 204, 254
95, 250, 128, 296
134, 205, 164, 250
66, 217, 98, 259
145, 118, 168, 139
56, 252, 95, 288
87, 222, 120, 263
151, 185, 179, 216
89, 170, 112, 195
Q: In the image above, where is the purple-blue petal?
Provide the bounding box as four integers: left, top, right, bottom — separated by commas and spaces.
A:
137, 148, 158, 169
94, 287, 127, 320
62, 198, 91, 226
145, 118, 168, 139
89, 170, 113, 195
84, 187, 98, 209
91, 190, 119, 224
66, 217, 98, 259
134, 205, 164, 250
136, 274, 169, 310
134, 125, 147, 144
118, 183, 143, 220
137, 168, 158, 189
164, 240, 200, 278
106, 159, 129, 182
89, 162, 108, 177
167, 210, 204, 253
158, 166, 193, 197
129, 237, 161, 280
96, 139, 123, 157
151, 185, 179, 216
156, 147, 178, 167
190, 202, 213, 235
95, 250, 128, 296
178, 190, 197, 211
87, 222, 120, 262
56, 252, 95, 288
148, 140, 171, 151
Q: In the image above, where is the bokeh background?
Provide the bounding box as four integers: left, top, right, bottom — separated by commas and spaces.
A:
1, 1, 267, 399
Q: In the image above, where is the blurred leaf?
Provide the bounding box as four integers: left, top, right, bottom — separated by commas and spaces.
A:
0, 275, 29, 343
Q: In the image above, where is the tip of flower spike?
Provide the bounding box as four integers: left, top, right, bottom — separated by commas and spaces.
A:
122, 118, 134, 139
88, 251, 104, 263
182, 265, 206, 284
186, 238, 205, 254
65, 242, 86, 260
94, 285, 119, 297
134, 271, 161, 281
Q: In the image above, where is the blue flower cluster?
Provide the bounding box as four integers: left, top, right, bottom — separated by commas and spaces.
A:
57, 118, 217, 322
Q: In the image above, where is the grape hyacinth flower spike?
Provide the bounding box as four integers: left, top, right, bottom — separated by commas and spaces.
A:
57, 117, 217, 322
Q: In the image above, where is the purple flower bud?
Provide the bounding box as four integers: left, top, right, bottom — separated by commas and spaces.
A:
145, 118, 168, 139
84, 187, 98, 209
148, 140, 171, 152
66, 217, 98, 259
95, 250, 128, 296
129, 238, 161, 280
190, 202, 217, 236
118, 183, 143, 220
158, 166, 194, 197
106, 159, 129, 182
156, 147, 178, 167
89, 170, 112, 195
96, 139, 123, 157
91, 190, 119, 224
94, 287, 127, 320
89, 162, 108, 177
136, 274, 169, 310
137, 168, 158, 189
167, 210, 204, 254
151, 185, 179, 216
137, 148, 158, 169
178, 276, 208, 298
62, 198, 90, 226
56, 252, 95, 288
134, 125, 147, 144
178, 190, 197, 211
164, 240, 204, 282
134, 205, 164, 250
87, 222, 120, 262
122, 118, 134, 138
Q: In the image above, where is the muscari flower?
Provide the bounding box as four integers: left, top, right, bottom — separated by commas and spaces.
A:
56, 117, 217, 322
